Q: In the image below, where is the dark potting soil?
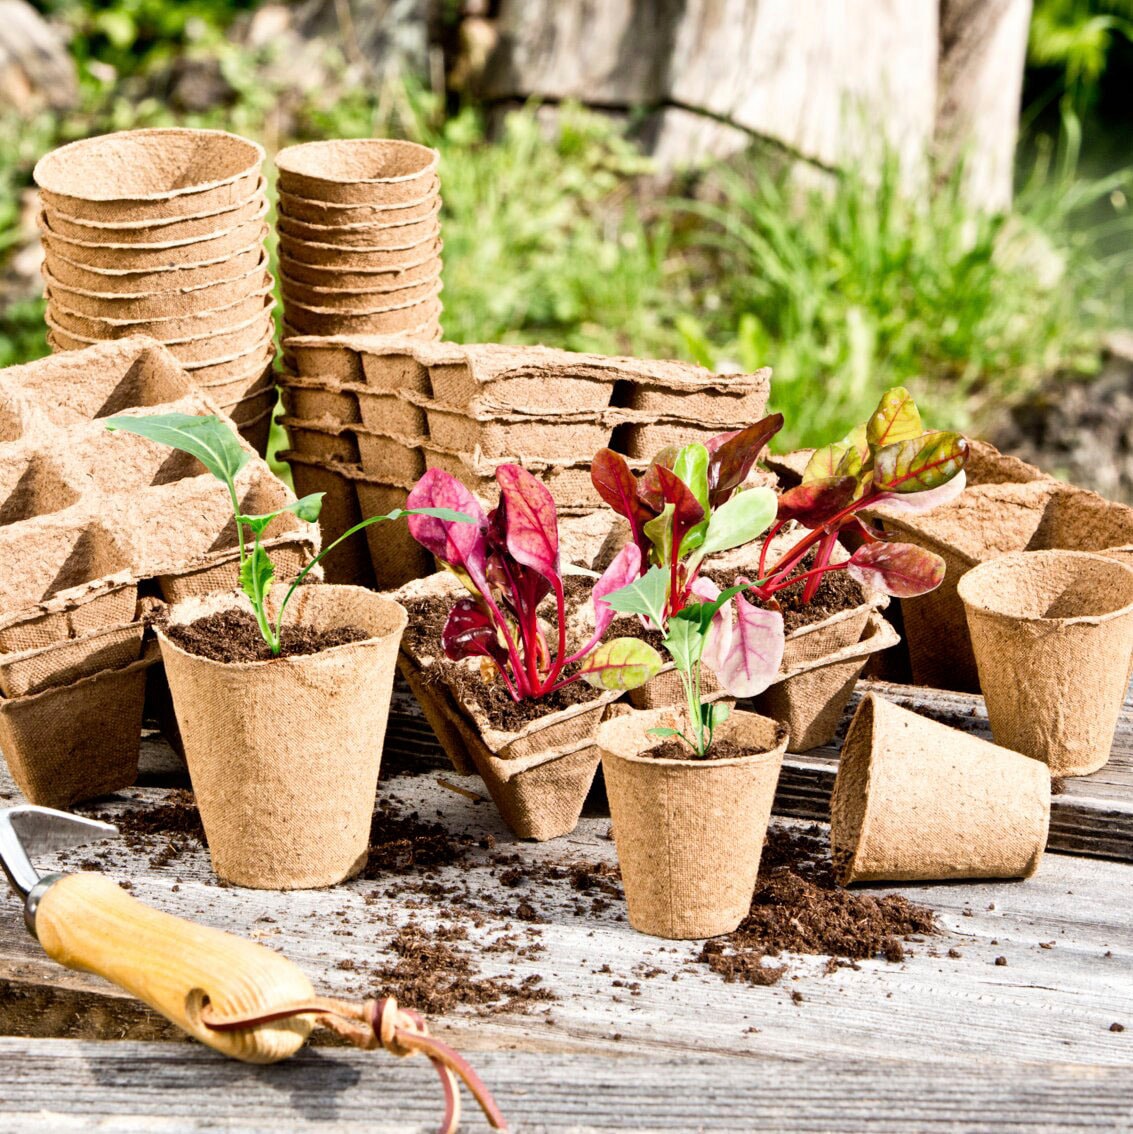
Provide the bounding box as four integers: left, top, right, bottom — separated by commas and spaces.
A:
697, 824, 937, 986
164, 608, 369, 663
402, 594, 604, 731
649, 738, 749, 762
83, 791, 206, 871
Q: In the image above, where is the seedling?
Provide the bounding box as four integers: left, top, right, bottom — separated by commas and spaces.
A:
595, 388, 968, 613
105, 414, 469, 656
604, 566, 784, 756
407, 465, 663, 702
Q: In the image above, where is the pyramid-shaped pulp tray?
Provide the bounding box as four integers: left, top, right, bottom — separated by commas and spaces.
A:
279, 335, 773, 589
0, 337, 319, 806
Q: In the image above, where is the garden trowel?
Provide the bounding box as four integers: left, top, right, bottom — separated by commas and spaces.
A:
0, 804, 506, 1133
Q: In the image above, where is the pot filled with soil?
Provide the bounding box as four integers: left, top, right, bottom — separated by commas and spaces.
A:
597, 705, 789, 938
957, 549, 1133, 776
830, 693, 1050, 883
394, 466, 664, 841
158, 583, 406, 888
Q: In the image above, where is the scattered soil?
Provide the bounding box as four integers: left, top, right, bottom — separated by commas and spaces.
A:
82, 791, 205, 871
403, 594, 604, 732
697, 825, 937, 987
164, 608, 369, 663
649, 738, 749, 762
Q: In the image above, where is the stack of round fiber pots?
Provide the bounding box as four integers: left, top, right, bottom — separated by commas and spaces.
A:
274, 139, 443, 344
33, 128, 276, 453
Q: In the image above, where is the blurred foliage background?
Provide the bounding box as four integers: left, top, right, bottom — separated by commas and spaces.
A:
0, 0, 1131, 451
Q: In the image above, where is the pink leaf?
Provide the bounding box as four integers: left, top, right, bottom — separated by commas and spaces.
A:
691, 576, 732, 675
407, 469, 488, 579
871, 469, 967, 516
846, 542, 945, 598
776, 476, 857, 528
442, 598, 507, 668
495, 464, 560, 580
591, 543, 642, 639
712, 593, 784, 699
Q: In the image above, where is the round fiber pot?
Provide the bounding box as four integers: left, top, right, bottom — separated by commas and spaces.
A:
830, 694, 1050, 884
42, 188, 265, 245
41, 258, 270, 319
597, 707, 788, 939
275, 138, 438, 205
157, 585, 407, 889
185, 332, 275, 383
42, 241, 266, 294
280, 229, 440, 271
34, 128, 263, 222
278, 178, 439, 225
958, 550, 1133, 776
279, 241, 441, 289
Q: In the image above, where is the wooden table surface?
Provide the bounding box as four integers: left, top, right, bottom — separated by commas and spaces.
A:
0, 680, 1131, 1133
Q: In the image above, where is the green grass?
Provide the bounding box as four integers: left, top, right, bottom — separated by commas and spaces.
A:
0, 14, 1129, 455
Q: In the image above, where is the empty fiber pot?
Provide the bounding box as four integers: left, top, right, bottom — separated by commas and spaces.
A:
34, 128, 264, 222
280, 270, 441, 312
958, 550, 1133, 776
158, 584, 407, 889
597, 707, 788, 939
278, 178, 439, 225
275, 138, 439, 205
830, 694, 1050, 883
284, 296, 442, 338
276, 198, 442, 250
278, 240, 441, 289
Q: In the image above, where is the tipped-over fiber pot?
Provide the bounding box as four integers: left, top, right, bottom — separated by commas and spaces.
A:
157, 584, 407, 889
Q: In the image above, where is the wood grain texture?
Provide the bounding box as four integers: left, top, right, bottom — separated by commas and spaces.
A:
2, 1039, 1133, 1132
35, 872, 315, 1062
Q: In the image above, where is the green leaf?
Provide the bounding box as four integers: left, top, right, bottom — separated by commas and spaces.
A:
874, 431, 969, 494
578, 637, 663, 691
239, 542, 275, 609
238, 493, 325, 537
601, 565, 669, 628
647, 727, 682, 739
695, 486, 776, 561
643, 503, 674, 566
803, 440, 861, 484
664, 615, 705, 673
105, 413, 249, 488
674, 443, 710, 513
866, 387, 923, 452
707, 702, 732, 729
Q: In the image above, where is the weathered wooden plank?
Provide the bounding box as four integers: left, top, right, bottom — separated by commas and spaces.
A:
1, 1039, 1131, 1133
1, 752, 1130, 1071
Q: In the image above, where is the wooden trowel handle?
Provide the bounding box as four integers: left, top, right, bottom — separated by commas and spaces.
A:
34, 872, 316, 1063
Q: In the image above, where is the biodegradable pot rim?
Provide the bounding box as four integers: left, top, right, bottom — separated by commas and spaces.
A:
280, 224, 442, 256
43, 229, 269, 278
46, 278, 275, 330
40, 200, 269, 252
41, 176, 267, 232
278, 196, 442, 237
597, 708, 789, 770
275, 138, 439, 188
279, 265, 443, 299
278, 177, 440, 216
34, 128, 264, 203
283, 279, 442, 317
278, 240, 443, 280
41, 253, 269, 302
957, 549, 1133, 626
45, 297, 275, 347
156, 586, 408, 673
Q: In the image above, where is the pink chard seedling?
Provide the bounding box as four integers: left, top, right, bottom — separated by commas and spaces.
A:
602, 387, 969, 756
407, 465, 664, 702
106, 413, 470, 656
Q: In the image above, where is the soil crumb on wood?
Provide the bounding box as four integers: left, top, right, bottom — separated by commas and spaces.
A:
697, 825, 937, 987
165, 608, 369, 663
82, 791, 205, 870
403, 594, 604, 731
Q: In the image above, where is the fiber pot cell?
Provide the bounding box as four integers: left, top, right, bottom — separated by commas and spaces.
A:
392, 572, 621, 841
957, 550, 1133, 777
596, 706, 788, 939
274, 138, 439, 206
830, 693, 1050, 884
157, 584, 407, 889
